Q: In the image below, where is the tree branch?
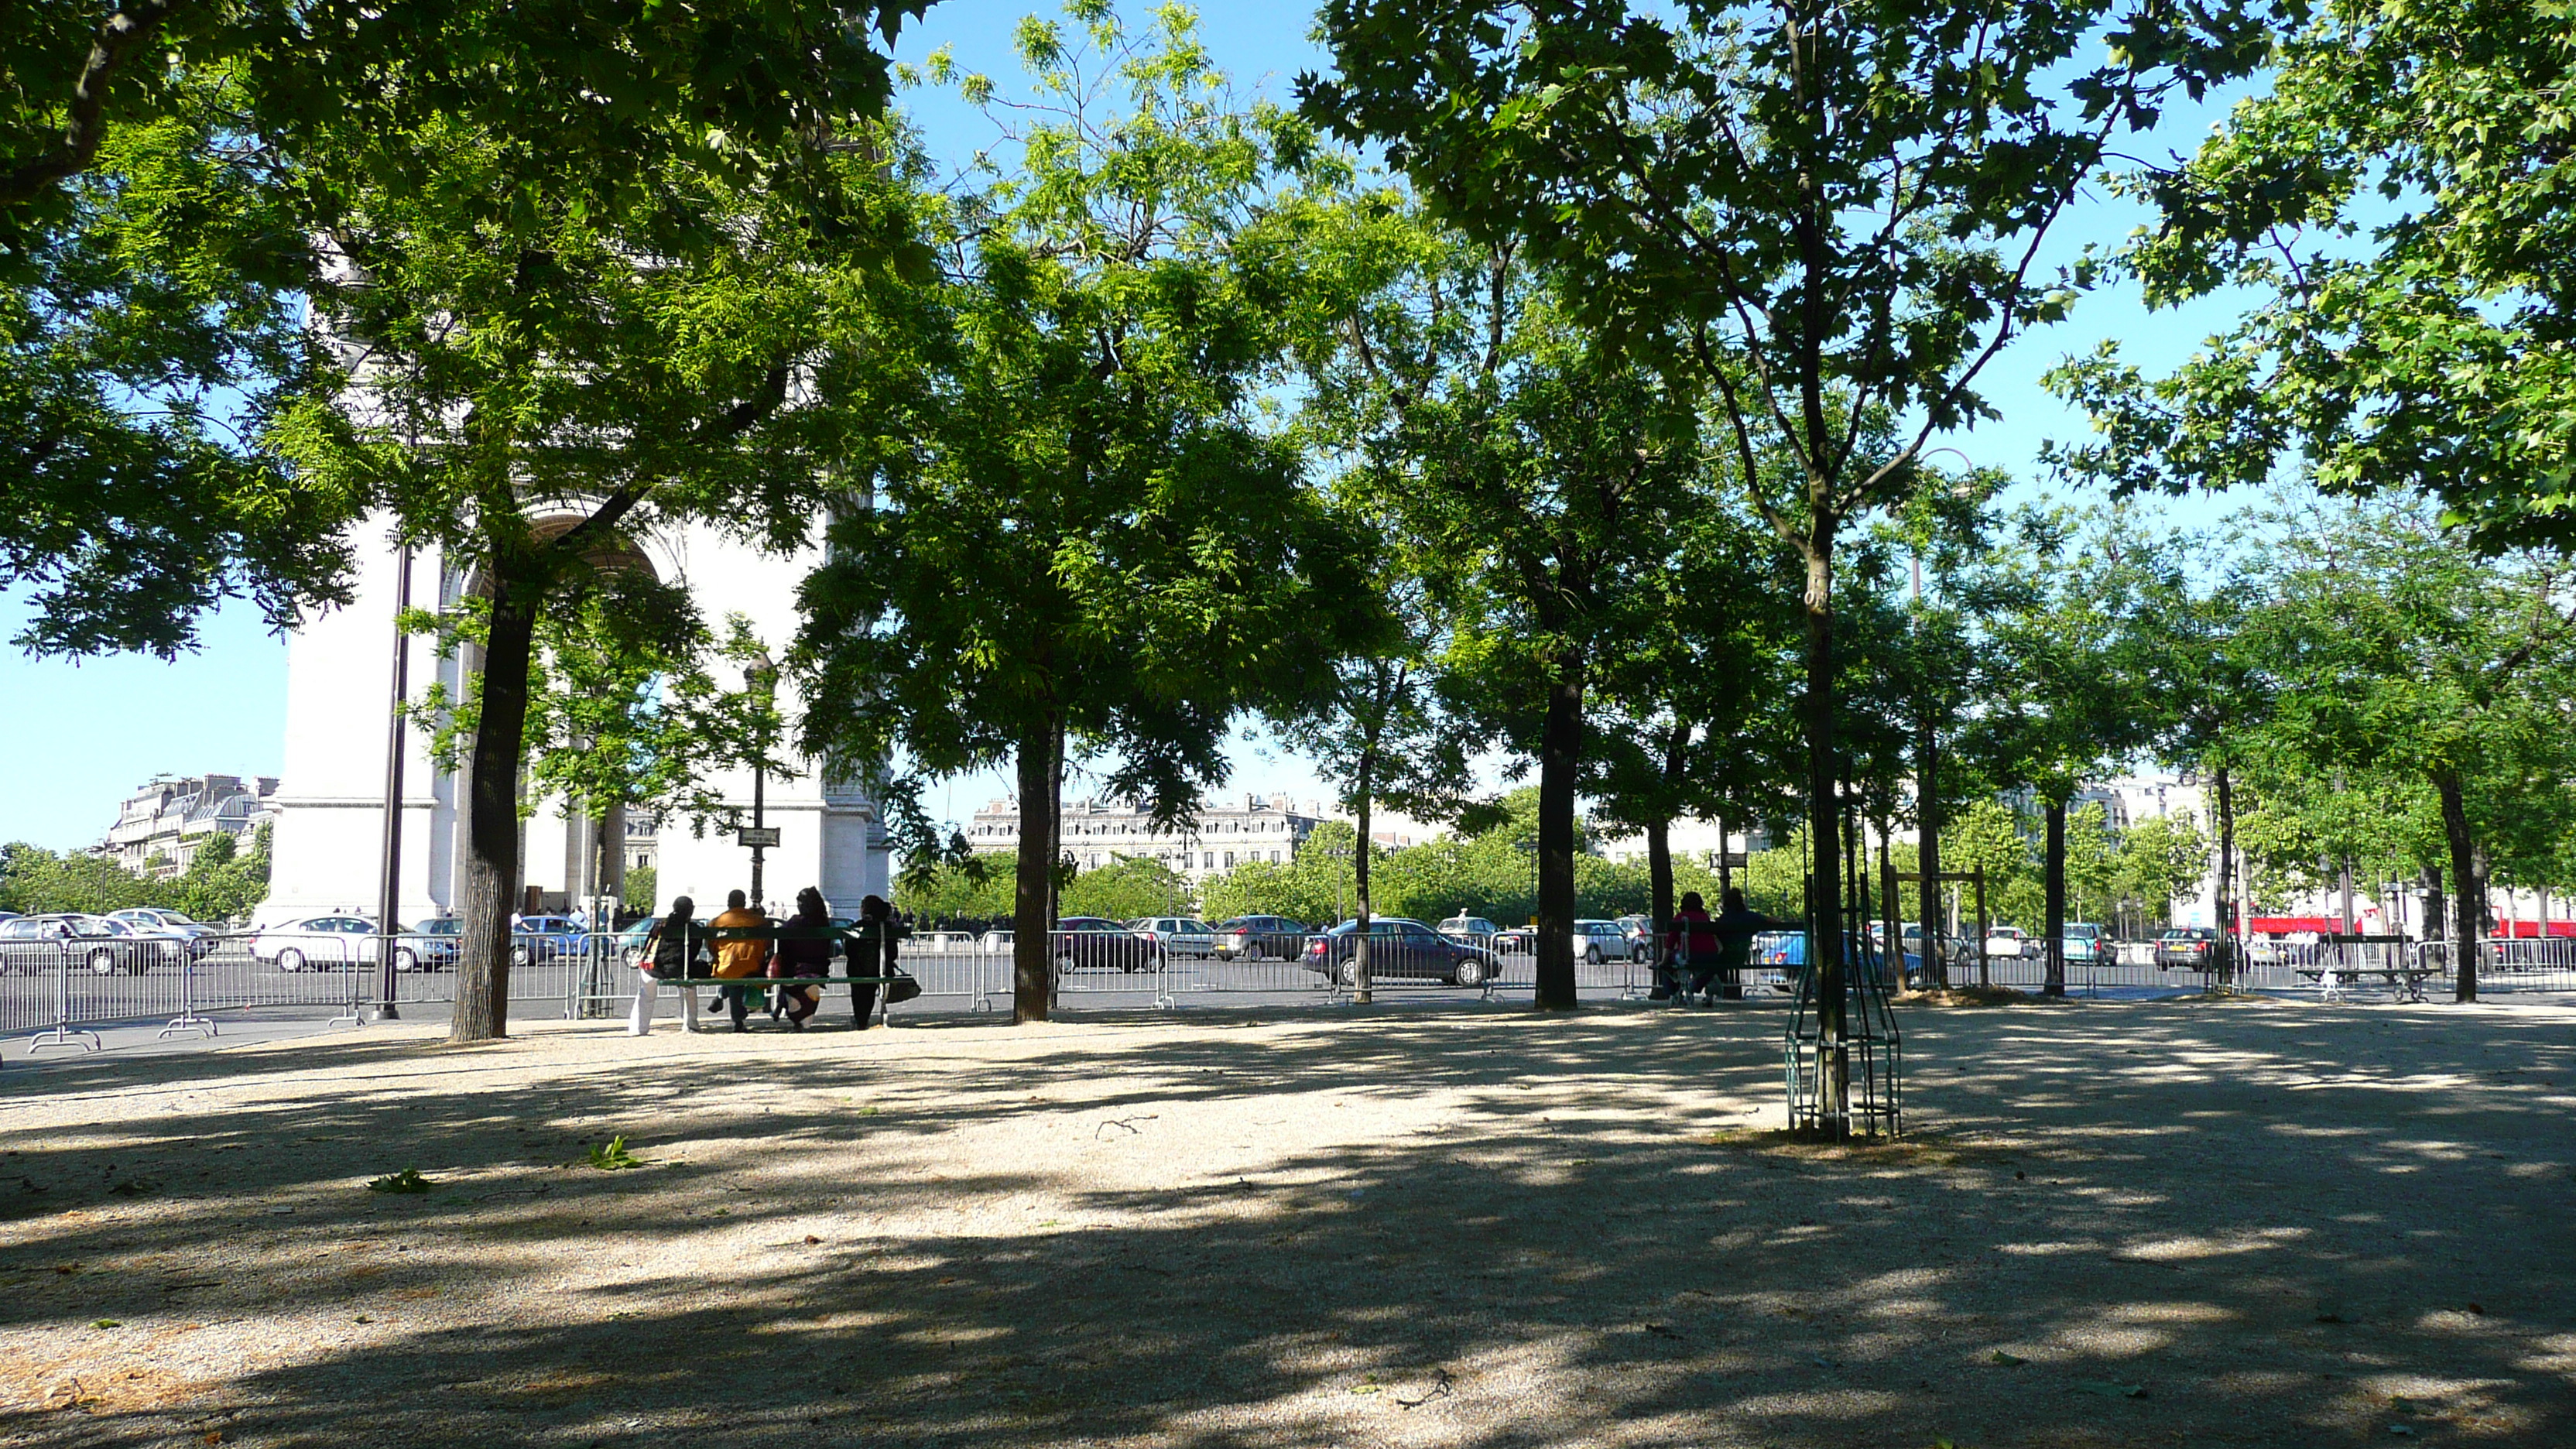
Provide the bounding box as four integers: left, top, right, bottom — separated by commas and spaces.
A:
2, 0, 187, 210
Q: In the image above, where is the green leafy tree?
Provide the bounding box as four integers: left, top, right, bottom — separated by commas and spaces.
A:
1296, 213, 1713, 1009
4, 0, 932, 656
1303, 0, 2273, 1111
794, 6, 1368, 1023
2243, 495, 2576, 998
2112, 809, 2207, 937
1962, 506, 2167, 993
277, 101, 918, 1043
1060, 855, 1195, 923
2053, 0, 2576, 551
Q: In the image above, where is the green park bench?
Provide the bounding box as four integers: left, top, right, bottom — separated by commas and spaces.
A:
632, 921, 916, 1031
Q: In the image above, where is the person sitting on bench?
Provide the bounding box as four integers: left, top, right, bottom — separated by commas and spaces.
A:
768, 886, 836, 1030
848, 894, 899, 1029
628, 896, 705, 1036
709, 889, 772, 1033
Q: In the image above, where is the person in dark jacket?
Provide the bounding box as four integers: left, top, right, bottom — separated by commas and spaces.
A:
848, 894, 900, 1028
767, 886, 836, 1030
628, 896, 704, 1035
1703, 887, 1784, 1002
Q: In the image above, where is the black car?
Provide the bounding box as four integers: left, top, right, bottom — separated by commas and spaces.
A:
2154, 927, 2221, 970
1211, 915, 1312, 962
1053, 916, 1161, 972
1301, 918, 1496, 988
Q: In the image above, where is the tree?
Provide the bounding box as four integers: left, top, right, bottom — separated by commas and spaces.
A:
2243, 495, 2576, 999
794, 5, 1367, 1023
1293, 208, 1714, 1010
1963, 506, 2164, 994
1303, 0, 2273, 1114
4, 0, 933, 656
2052, 0, 2576, 552
2112, 809, 2206, 937
1060, 855, 1194, 922
276, 94, 920, 1043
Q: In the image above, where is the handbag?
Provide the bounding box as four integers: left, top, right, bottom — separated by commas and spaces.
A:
885, 969, 923, 1005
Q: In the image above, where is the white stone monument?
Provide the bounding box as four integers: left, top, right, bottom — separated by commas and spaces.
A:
257, 513, 889, 929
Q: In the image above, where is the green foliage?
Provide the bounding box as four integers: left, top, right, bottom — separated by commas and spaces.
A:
365, 1167, 435, 1194
622, 865, 656, 916
2112, 810, 2209, 934
3, 0, 934, 656
0, 821, 269, 921
795, 7, 1375, 1023
584, 1137, 642, 1171
1059, 855, 1194, 923
2055, 0, 2576, 550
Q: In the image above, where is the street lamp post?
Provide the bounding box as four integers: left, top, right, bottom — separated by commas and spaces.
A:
741, 653, 779, 912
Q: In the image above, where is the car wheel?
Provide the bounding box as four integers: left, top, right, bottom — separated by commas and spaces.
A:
394, 947, 418, 974
1337, 959, 1361, 986
279, 948, 305, 973
1454, 957, 1489, 988
1584, 944, 1603, 964
1630, 944, 1649, 964
87, 949, 118, 975
510, 944, 531, 967
1244, 942, 1265, 963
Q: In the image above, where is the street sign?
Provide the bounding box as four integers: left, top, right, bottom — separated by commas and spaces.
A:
736, 827, 782, 848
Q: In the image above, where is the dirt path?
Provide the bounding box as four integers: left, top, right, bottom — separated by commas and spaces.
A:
2, 996, 2570, 1447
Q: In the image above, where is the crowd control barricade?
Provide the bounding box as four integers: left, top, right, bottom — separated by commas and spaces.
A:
1046, 929, 1172, 1009
884, 935, 1003, 1015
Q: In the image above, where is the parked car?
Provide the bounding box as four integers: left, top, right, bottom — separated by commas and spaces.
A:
2061, 923, 2108, 963
109, 907, 219, 943
0, 913, 183, 975
1300, 918, 1497, 987
1573, 919, 1636, 964
1615, 915, 1655, 958
1129, 917, 1218, 958
397, 917, 464, 971
252, 916, 384, 971
1435, 915, 1502, 945
1210, 915, 1311, 961
2154, 926, 2222, 970
1492, 925, 1535, 955
509, 914, 587, 965
1053, 916, 1161, 972
1753, 930, 1901, 985
1983, 924, 2031, 961
1898, 923, 1973, 974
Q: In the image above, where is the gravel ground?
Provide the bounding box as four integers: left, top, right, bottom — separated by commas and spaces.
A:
1, 995, 2571, 1448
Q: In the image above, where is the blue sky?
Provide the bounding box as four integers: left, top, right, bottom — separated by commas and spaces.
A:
0, 1, 2269, 851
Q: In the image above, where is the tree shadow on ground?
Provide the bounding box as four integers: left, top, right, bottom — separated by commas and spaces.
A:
0, 1000, 2571, 1447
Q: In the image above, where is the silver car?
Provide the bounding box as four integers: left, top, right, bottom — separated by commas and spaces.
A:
1129, 917, 1218, 958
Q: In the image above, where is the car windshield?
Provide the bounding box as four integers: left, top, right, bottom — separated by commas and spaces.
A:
418, 919, 462, 934
155, 910, 195, 923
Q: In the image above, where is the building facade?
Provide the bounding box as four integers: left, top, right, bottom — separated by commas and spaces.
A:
101, 775, 279, 875
967, 793, 1327, 879
257, 512, 890, 928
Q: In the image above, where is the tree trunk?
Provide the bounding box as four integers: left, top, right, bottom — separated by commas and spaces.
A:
451, 583, 538, 1043
2214, 763, 2236, 987
1647, 720, 1685, 971
1533, 663, 1584, 1010
1011, 717, 1058, 1023
2042, 796, 2067, 998
2423, 862, 2448, 945
1353, 749, 1375, 1003
1798, 537, 1848, 1120
1716, 811, 1732, 900
1916, 702, 1944, 987
2434, 772, 2480, 1001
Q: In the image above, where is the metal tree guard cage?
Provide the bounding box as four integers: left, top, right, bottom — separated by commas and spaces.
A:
1782, 817, 1905, 1139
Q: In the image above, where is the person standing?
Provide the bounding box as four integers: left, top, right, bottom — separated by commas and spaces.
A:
709, 889, 772, 1033
629, 896, 704, 1035
768, 886, 837, 1030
